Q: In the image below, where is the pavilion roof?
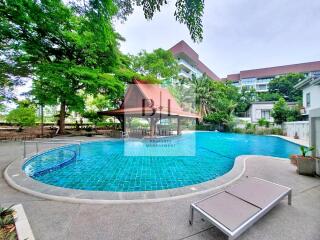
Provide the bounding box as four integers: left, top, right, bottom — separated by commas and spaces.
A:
98, 79, 199, 119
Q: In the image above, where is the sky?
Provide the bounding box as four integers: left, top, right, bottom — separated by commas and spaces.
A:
4, 0, 320, 110
114, 0, 320, 78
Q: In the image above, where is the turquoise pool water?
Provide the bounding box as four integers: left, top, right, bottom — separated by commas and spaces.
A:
23, 132, 300, 192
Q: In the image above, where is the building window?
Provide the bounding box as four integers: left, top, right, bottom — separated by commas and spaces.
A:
256, 84, 268, 91
306, 92, 311, 107
256, 77, 273, 84
241, 78, 256, 85
261, 110, 271, 120
311, 71, 320, 77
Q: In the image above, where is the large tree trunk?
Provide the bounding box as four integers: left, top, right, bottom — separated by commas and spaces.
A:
59, 100, 66, 135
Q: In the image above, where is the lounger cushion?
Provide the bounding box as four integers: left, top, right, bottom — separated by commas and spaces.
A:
226, 178, 290, 209
195, 192, 260, 231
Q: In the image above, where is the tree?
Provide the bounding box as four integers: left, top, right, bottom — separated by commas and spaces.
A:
287, 105, 302, 122
187, 75, 213, 118
129, 49, 179, 81
114, 0, 205, 42
0, 0, 129, 134
234, 87, 257, 115
271, 98, 288, 124
203, 81, 237, 129
258, 92, 283, 101
268, 73, 304, 102
0, 46, 29, 106
173, 75, 238, 129
6, 102, 36, 126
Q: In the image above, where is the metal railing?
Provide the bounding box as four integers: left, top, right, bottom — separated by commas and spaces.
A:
23, 139, 83, 159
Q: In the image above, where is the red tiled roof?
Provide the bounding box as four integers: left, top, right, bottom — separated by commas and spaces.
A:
226, 61, 320, 81
99, 79, 200, 119
170, 40, 199, 63
226, 73, 241, 82
169, 40, 220, 80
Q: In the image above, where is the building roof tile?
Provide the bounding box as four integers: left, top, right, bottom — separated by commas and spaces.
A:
170, 40, 220, 80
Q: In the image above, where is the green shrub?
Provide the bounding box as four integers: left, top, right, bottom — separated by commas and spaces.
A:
270, 128, 283, 135
196, 124, 214, 131
82, 111, 103, 125
6, 107, 36, 126
130, 118, 149, 128
271, 98, 288, 124
233, 128, 245, 134
258, 118, 270, 127
265, 121, 270, 128
245, 128, 255, 134
231, 125, 283, 136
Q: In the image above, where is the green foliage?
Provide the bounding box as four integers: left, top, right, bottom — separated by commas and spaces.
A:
287, 106, 302, 122
258, 92, 283, 101
234, 87, 257, 114
195, 124, 215, 131
300, 146, 315, 157
85, 94, 113, 112
6, 106, 36, 126
169, 75, 238, 131
114, 0, 205, 42
268, 73, 304, 102
129, 118, 149, 128
0, 205, 16, 240
82, 111, 103, 125
271, 98, 289, 124
129, 49, 179, 81
0, 102, 5, 113
233, 126, 283, 136
0, 206, 14, 220
0, 0, 136, 133
245, 123, 256, 131
177, 75, 238, 130
258, 118, 270, 127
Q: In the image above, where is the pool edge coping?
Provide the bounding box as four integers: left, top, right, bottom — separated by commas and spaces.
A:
5, 154, 253, 204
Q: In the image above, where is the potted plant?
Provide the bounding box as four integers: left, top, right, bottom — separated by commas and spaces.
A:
290, 146, 316, 176
0, 205, 16, 240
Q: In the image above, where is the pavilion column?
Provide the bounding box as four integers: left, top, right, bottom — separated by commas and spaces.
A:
118, 116, 125, 132
177, 117, 181, 135
150, 118, 155, 137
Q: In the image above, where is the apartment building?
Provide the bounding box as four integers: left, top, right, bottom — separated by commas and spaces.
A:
295, 76, 320, 116
226, 61, 320, 92
169, 40, 219, 81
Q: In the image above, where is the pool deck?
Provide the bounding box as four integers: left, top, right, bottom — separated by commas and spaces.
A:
1, 137, 320, 240
270, 135, 309, 147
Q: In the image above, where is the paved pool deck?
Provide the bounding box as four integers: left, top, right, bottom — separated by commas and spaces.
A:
1, 137, 320, 240
271, 135, 309, 147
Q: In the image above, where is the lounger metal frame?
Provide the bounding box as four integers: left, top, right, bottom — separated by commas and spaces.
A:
189, 178, 292, 240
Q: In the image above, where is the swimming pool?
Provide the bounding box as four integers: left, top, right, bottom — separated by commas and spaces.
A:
23, 132, 300, 192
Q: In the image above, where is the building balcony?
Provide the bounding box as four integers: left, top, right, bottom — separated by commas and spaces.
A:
178, 71, 191, 79
178, 59, 194, 72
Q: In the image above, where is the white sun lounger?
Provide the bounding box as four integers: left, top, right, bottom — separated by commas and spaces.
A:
189, 177, 292, 240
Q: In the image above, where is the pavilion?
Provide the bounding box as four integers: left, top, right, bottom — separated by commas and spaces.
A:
98, 79, 200, 137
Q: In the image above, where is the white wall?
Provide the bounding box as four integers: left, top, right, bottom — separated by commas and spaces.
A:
303, 84, 320, 114
282, 121, 309, 141
309, 108, 320, 175
249, 103, 274, 123
315, 118, 320, 157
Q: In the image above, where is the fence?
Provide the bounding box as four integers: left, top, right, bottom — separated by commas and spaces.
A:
282, 121, 309, 141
